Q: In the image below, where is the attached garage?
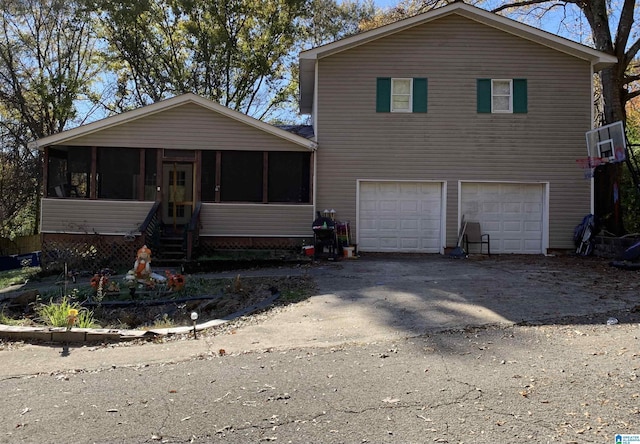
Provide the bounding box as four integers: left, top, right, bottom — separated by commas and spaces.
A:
460, 182, 547, 254
357, 181, 444, 253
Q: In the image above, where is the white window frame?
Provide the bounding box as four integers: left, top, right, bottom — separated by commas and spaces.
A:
491, 79, 512, 113
391, 78, 413, 113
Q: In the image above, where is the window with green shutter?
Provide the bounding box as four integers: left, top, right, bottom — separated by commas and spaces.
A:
377, 77, 427, 113
413, 78, 428, 113
477, 79, 491, 113
376, 78, 391, 112
477, 78, 527, 114
513, 79, 527, 113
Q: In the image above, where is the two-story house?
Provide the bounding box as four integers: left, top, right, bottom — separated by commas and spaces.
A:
299, 2, 615, 254
33, 2, 616, 267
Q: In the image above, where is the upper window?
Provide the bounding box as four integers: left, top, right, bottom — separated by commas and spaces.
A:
391, 78, 412, 112
477, 78, 527, 114
377, 77, 428, 113
491, 79, 512, 113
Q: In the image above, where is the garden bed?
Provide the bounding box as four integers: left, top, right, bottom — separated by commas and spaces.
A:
1, 274, 316, 330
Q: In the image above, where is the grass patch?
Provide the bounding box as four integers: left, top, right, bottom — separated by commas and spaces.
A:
143, 313, 176, 330
0, 267, 41, 290
0, 310, 31, 326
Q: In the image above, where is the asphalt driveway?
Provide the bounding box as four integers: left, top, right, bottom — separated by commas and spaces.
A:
1, 254, 638, 377
223, 254, 638, 351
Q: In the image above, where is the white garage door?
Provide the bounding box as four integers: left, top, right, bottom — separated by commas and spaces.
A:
461, 182, 545, 254
358, 181, 442, 253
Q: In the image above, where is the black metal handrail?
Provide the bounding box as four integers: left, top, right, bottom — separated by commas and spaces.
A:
139, 202, 162, 251
139, 201, 161, 233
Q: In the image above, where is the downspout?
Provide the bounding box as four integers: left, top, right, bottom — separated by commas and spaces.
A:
36, 140, 43, 236
589, 62, 595, 215
312, 60, 319, 220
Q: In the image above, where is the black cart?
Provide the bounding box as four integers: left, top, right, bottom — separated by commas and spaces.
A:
312, 213, 339, 260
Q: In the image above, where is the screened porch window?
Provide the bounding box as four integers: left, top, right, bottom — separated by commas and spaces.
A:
97, 148, 140, 199
201, 150, 217, 202
144, 149, 157, 201
202, 150, 311, 203
47, 147, 91, 198
220, 151, 263, 202
268, 152, 310, 203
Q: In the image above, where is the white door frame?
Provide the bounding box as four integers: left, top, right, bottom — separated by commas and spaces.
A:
457, 180, 550, 254
356, 179, 447, 254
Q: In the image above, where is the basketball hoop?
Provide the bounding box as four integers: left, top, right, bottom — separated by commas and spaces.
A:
581, 122, 627, 179
576, 157, 607, 179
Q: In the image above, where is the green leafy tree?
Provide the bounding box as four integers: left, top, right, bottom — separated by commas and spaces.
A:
90, 0, 306, 119
0, 0, 99, 238
89, 0, 374, 120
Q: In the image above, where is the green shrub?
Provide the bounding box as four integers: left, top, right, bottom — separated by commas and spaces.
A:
35, 296, 99, 328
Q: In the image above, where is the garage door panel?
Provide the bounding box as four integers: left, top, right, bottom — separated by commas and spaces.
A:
524, 203, 542, 214
503, 202, 523, 214
502, 239, 524, 250
503, 221, 523, 232
482, 202, 500, 213
379, 200, 398, 212
461, 183, 544, 254
400, 202, 419, 213
401, 239, 420, 249
359, 181, 442, 253
379, 237, 401, 248
524, 239, 541, 251
401, 219, 419, 230
524, 220, 542, 232
379, 217, 398, 228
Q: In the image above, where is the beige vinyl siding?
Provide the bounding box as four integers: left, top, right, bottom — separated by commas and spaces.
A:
200, 204, 314, 236
63, 103, 308, 152
41, 199, 154, 234
315, 14, 591, 251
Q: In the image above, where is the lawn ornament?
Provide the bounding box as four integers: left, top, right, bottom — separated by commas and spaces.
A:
134, 245, 152, 279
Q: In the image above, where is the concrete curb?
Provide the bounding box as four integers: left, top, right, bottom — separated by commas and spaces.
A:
0, 292, 280, 344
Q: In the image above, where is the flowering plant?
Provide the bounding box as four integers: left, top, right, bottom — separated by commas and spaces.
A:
165, 270, 186, 291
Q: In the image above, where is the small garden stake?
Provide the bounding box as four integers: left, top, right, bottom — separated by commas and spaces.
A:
191, 312, 198, 339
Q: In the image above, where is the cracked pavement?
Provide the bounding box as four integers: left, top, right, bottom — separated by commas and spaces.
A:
1, 255, 639, 443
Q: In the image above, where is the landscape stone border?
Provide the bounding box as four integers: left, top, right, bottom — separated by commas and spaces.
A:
0, 291, 280, 344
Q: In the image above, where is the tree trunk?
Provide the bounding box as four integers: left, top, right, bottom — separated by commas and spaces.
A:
584, 0, 628, 235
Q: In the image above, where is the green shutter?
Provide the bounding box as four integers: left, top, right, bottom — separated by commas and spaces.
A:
376, 78, 391, 112
513, 78, 528, 113
477, 79, 491, 113
412, 78, 428, 113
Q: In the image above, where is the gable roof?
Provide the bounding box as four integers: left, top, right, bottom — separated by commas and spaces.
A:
30, 93, 317, 151
299, 2, 617, 114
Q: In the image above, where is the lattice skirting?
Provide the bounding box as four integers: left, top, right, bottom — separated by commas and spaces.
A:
197, 236, 311, 257
42, 233, 144, 272
42, 234, 312, 272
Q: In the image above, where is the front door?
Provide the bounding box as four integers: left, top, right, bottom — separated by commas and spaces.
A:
162, 162, 194, 230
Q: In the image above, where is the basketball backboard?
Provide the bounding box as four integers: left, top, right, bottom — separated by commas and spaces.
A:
585, 121, 627, 163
